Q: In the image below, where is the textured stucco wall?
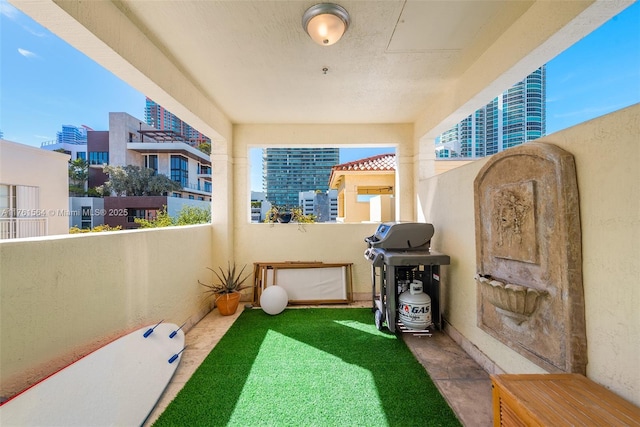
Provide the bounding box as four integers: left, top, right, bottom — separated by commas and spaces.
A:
0, 224, 213, 400
418, 104, 640, 405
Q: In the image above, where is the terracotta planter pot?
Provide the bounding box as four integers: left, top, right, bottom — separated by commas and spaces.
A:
215, 292, 241, 316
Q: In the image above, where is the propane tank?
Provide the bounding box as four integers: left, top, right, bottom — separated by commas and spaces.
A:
398, 280, 431, 330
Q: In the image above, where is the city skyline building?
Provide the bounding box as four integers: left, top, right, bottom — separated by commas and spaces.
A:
40, 112, 212, 229
56, 124, 92, 145
86, 112, 212, 202
263, 148, 339, 208
250, 191, 272, 223
299, 189, 338, 223
144, 98, 210, 145
436, 66, 546, 158
40, 124, 92, 161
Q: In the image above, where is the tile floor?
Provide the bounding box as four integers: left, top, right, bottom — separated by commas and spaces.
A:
144, 304, 494, 426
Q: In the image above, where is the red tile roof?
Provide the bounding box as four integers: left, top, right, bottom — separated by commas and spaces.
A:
331, 153, 396, 172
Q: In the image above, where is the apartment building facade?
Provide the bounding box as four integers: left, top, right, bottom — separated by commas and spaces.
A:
41, 113, 212, 229
436, 66, 546, 158
145, 98, 211, 145
40, 124, 92, 161
250, 191, 272, 223
1, 139, 69, 238
89, 112, 211, 227
57, 124, 92, 145
263, 148, 339, 208
299, 190, 338, 223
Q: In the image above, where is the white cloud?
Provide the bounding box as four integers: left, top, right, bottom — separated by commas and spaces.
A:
0, 1, 19, 20
23, 25, 47, 38
1, 0, 47, 37
17, 48, 38, 59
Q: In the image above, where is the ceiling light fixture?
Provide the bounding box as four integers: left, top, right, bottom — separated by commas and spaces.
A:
302, 3, 350, 46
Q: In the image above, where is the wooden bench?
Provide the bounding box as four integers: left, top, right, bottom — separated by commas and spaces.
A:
491, 374, 640, 426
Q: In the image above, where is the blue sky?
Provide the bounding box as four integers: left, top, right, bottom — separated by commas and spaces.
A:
545, 2, 640, 134
0, 0, 145, 145
1, 0, 638, 189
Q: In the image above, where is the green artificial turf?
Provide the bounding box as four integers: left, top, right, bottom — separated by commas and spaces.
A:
154, 308, 461, 427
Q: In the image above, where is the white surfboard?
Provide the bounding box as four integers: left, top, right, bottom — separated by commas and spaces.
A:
0, 322, 185, 427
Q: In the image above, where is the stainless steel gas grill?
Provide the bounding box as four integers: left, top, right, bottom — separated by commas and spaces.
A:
364, 222, 450, 333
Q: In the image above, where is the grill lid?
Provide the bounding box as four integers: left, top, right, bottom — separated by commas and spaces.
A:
365, 222, 434, 250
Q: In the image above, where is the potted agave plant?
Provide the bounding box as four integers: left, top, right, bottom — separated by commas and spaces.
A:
199, 262, 253, 316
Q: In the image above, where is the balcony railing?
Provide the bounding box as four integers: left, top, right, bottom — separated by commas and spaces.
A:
182, 182, 212, 194
0, 218, 48, 239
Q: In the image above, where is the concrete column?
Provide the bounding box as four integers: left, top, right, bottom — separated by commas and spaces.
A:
210, 138, 233, 266
395, 134, 415, 222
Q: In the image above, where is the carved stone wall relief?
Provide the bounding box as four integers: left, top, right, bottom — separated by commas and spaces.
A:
491, 181, 537, 264
474, 142, 586, 374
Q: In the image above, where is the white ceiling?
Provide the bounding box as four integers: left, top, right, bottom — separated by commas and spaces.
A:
113, 0, 536, 124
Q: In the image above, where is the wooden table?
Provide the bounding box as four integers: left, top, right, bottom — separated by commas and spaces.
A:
491, 374, 640, 426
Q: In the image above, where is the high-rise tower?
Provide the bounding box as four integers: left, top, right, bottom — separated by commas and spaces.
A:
263, 148, 339, 208
436, 66, 546, 158
144, 98, 210, 145
56, 125, 92, 145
